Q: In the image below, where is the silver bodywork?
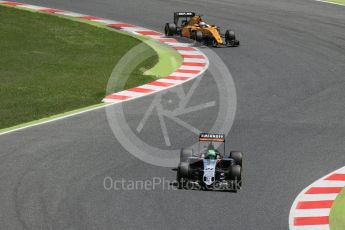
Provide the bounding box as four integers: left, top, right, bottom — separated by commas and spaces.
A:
202, 159, 217, 185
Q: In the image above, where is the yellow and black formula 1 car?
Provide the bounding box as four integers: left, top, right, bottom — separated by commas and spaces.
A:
164, 12, 240, 47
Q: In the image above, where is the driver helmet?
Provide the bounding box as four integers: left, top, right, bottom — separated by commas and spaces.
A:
207, 149, 217, 159
199, 21, 206, 28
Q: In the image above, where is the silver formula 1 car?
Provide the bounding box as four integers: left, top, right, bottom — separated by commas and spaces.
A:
176, 133, 243, 192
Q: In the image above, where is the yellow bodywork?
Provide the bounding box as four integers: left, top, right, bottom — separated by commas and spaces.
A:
180, 16, 224, 44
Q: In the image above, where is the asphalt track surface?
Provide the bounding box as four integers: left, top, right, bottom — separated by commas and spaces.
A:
1, 0, 345, 229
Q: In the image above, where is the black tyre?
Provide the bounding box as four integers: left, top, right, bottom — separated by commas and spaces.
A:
230, 151, 243, 167
164, 23, 176, 36
230, 165, 242, 191
177, 162, 189, 189
180, 148, 193, 162
225, 30, 240, 46
176, 170, 184, 189
192, 30, 203, 42
211, 38, 218, 48
231, 165, 241, 179
164, 24, 169, 36
225, 30, 236, 41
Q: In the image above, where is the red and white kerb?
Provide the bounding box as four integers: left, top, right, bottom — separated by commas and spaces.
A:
289, 166, 345, 230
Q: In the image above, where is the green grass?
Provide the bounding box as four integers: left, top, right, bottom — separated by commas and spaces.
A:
330, 187, 345, 230
322, 0, 345, 4
0, 5, 181, 129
